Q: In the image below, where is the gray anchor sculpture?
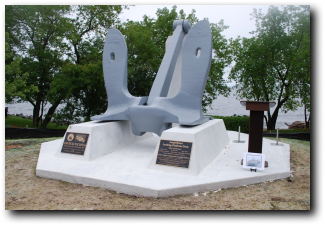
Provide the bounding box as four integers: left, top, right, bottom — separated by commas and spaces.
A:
91, 19, 212, 136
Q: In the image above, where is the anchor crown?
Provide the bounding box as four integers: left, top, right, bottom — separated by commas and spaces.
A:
91, 20, 212, 136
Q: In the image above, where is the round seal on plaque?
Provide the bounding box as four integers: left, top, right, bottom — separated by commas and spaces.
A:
67, 133, 74, 142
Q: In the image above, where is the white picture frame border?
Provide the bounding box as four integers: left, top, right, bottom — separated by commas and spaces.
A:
243, 152, 265, 170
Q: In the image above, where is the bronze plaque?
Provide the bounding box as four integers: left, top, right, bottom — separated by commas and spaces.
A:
156, 139, 193, 169
61, 132, 90, 156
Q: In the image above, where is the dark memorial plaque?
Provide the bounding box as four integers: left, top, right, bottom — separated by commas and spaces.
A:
156, 139, 193, 169
61, 132, 90, 156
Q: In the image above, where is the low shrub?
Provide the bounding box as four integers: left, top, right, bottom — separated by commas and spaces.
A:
5, 115, 68, 130
210, 115, 250, 133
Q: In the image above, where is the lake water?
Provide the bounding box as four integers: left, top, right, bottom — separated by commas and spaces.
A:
5, 89, 306, 129
205, 89, 306, 129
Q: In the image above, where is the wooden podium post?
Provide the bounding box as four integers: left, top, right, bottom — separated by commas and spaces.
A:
240, 101, 275, 153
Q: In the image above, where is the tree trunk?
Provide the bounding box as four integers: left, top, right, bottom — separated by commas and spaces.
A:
33, 105, 40, 127
74, 44, 80, 65
306, 111, 310, 129
33, 94, 42, 127
84, 89, 93, 122
85, 109, 92, 122
304, 103, 310, 129
304, 103, 307, 127
39, 100, 45, 126
263, 115, 268, 127
41, 99, 62, 129
267, 105, 280, 130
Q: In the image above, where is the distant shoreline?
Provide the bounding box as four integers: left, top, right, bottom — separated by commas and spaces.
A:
6, 89, 306, 130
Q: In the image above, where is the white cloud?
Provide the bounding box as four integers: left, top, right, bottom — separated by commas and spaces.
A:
118, 4, 273, 84
119, 5, 272, 39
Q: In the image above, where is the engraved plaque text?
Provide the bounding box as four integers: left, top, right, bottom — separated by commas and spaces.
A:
156, 139, 192, 169
61, 132, 90, 156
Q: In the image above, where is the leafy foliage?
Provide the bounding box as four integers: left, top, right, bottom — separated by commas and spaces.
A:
229, 5, 310, 130
5, 115, 68, 130
204, 20, 232, 111
212, 115, 250, 133
5, 5, 125, 128
119, 6, 231, 112
50, 6, 125, 125
6, 5, 233, 127
5, 5, 72, 127
5, 32, 38, 102
52, 60, 107, 124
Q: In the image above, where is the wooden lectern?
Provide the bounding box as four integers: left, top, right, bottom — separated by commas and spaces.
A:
240, 101, 276, 153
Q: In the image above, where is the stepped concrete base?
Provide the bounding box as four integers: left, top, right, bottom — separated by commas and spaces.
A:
55, 121, 152, 161
36, 125, 290, 198
148, 120, 229, 176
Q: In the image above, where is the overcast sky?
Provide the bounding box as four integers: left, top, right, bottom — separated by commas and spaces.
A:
117, 5, 275, 85
119, 4, 273, 40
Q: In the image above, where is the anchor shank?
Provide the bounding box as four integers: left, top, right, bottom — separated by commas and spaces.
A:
146, 23, 185, 105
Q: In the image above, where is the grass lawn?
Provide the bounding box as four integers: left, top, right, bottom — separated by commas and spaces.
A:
205, 115, 310, 134
5, 115, 68, 130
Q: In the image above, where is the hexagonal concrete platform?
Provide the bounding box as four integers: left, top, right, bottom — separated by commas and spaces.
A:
36, 131, 290, 198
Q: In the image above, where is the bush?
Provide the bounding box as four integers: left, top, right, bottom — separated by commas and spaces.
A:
5, 115, 68, 130
210, 115, 250, 133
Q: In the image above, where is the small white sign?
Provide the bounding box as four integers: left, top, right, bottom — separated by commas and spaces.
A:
243, 152, 265, 170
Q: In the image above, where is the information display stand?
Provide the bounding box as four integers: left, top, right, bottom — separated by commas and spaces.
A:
240, 101, 275, 153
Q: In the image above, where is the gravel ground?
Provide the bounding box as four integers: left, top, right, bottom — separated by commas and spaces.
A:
5, 137, 310, 210
3, 129, 320, 223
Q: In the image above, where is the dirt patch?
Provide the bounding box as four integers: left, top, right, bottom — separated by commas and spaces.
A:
5, 145, 23, 150
9, 124, 21, 128
5, 137, 310, 210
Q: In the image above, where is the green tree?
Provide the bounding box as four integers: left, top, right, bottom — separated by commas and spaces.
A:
5, 5, 72, 127
5, 5, 126, 128
119, 6, 231, 112
66, 5, 126, 64
229, 5, 310, 130
120, 17, 161, 97
60, 6, 201, 121
51, 37, 107, 124
204, 19, 232, 111
50, 6, 126, 125
50, 60, 107, 124
5, 32, 38, 102
290, 6, 310, 128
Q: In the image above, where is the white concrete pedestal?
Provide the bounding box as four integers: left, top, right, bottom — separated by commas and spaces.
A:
36, 120, 291, 198
148, 119, 229, 176
55, 121, 152, 161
